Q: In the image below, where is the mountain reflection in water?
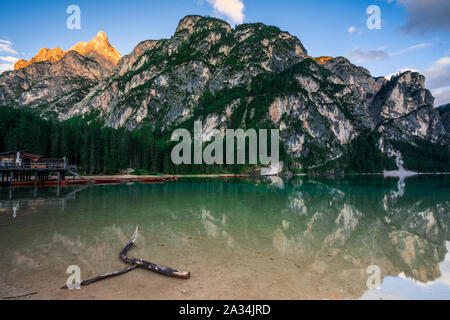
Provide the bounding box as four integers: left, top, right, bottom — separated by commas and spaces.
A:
0, 176, 449, 300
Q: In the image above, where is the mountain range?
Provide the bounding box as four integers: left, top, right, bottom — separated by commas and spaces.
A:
0, 15, 449, 173
14, 31, 121, 71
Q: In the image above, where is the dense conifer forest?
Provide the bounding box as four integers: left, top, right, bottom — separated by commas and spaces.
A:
1, 106, 449, 174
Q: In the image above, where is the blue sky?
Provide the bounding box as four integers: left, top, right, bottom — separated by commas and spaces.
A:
1, 0, 449, 105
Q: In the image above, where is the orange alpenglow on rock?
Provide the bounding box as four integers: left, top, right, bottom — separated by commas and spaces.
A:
312, 56, 334, 64
14, 31, 122, 70
69, 31, 122, 65
14, 47, 65, 70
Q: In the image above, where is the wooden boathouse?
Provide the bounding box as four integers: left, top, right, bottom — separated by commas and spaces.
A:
0, 151, 75, 186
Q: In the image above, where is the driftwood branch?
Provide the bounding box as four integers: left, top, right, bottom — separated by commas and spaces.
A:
2, 292, 38, 299
60, 226, 190, 289
61, 265, 138, 289
120, 226, 191, 279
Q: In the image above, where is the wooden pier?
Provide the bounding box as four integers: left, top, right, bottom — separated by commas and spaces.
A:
0, 151, 180, 188
0, 151, 75, 186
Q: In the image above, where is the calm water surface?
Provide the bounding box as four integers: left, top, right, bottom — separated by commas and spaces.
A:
0, 176, 449, 300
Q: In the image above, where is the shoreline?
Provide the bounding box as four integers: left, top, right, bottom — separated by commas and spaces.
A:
72, 172, 450, 180
2, 172, 449, 188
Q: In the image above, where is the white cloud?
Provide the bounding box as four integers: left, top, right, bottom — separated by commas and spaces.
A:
0, 63, 15, 74
347, 47, 389, 63
206, 0, 245, 25
0, 56, 18, 63
347, 41, 436, 65
0, 40, 18, 74
388, 0, 450, 34
432, 87, 450, 106
433, 56, 450, 68
390, 42, 435, 56
0, 40, 18, 55
385, 68, 418, 80
348, 26, 356, 34
422, 56, 450, 106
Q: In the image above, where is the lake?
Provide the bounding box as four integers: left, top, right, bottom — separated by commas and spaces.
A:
0, 175, 449, 300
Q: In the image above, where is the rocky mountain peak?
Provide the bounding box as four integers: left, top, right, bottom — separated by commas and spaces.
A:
14, 47, 65, 70
13, 31, 122, 72
369, 70, 444, 144
69, 31, 122, 65
176, 15, 204, 33
176, 15, 232, 36
95, 30, 108, 42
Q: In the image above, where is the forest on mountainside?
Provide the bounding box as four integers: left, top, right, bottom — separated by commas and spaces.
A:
1, 106, 449, 174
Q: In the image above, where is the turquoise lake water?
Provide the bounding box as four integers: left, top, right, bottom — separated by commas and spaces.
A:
0, 176, 449, 300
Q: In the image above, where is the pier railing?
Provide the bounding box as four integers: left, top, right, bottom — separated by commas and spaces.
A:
0, 163, 77, 170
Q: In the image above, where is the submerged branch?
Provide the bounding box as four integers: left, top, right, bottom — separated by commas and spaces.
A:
61, 265, 138, 289
2, 292, 38, 299
60, 226, 190, 289
120, 226, 191, 279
